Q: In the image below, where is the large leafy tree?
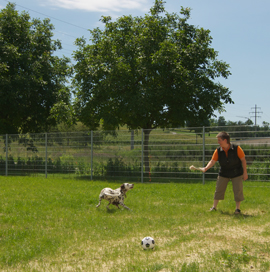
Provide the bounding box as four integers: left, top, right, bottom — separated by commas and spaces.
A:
0, 3, 72, 134
73, 0, 233, 172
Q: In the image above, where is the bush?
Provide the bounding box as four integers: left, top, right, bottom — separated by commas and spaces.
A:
248, 160, 270, 181
104, 157, 140, 177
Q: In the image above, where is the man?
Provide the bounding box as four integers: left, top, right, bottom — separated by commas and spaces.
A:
203, 131, 248, 214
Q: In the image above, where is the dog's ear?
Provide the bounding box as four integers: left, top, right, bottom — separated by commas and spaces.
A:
121, 184, 125, 190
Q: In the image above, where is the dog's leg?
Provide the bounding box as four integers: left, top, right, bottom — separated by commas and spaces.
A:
96, 195, 103, 208
96, 199, 102, 208
106, 203, 111, 209
120, 203, 131, 210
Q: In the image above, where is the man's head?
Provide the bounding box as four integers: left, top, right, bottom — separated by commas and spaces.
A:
216, 131, 230, 144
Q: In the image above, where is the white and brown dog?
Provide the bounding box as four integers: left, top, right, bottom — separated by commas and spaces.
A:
96, 183, 134, 210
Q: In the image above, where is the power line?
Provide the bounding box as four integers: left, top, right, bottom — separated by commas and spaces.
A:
1, 0, 88, 57
54, 30, 78, 39
236, 116, 252, 122
2, 0, 89, 31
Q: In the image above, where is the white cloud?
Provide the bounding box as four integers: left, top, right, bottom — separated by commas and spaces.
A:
47, 0, 150, 13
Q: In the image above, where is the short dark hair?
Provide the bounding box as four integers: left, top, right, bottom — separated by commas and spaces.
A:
216, 131, 230, 144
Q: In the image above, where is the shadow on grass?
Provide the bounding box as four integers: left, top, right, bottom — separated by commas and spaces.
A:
220, 210, 254, 218
95, 206, 119, 214
106, 208, 119, 214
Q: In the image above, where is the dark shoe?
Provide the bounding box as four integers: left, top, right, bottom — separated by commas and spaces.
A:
235, 209, 241, 214
209, 207, 216, 211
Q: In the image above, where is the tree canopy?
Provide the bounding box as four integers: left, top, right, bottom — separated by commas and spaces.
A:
0, 3, 72, 134
73, 0, 233, 132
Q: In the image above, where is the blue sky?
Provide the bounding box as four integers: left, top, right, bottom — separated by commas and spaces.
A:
1, 0, 270, 126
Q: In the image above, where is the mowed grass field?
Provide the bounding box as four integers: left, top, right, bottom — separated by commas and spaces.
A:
0, 176, 270, 272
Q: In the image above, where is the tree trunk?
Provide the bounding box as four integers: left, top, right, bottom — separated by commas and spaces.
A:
130, 130, 134, 150
143, 129, 152, 177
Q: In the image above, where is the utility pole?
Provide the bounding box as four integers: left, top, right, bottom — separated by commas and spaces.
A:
249, 104, 263, 137
249, 104, 263, 126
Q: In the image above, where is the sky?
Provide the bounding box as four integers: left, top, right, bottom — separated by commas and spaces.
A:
1, 0, 270, 126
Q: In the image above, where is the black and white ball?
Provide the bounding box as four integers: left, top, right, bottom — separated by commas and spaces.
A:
141, 236, 155, 249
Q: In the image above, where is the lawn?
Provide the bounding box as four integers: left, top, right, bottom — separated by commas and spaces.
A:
0, 176, 269, 271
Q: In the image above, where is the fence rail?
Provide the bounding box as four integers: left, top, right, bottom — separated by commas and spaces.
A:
1, 126, 270, 182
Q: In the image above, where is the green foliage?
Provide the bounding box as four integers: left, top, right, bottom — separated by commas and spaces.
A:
248, 160, 270, 181
73, 0, 234, 175
104, 157, 140, 177
1, 143, 270, 181
73, 0, 233, 131
0, 156, 5, 170
0, 3, 72, 134
0, 155, 76, 175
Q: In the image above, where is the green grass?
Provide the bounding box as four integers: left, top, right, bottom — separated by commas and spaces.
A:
0, 176, 270, 271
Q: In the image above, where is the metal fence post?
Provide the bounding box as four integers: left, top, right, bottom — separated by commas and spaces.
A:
5, 134, 8, 176
141, 129, 144, 183
91, 130, 93, 180
202, 126, 205, 185
45, 133, 48, 178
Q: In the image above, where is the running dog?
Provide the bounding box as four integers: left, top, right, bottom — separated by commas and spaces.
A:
96, 183, 134, 210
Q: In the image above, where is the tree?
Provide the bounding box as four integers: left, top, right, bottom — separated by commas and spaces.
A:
0, 3, 72, 134
262, 121, 269, 130
73, 0, 233, 173
244, 119, 253, 125
217, 116, 226, 127
209, 118, 218, 127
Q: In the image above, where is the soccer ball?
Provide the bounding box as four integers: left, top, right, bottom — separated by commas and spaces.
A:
141, 236, 155, 249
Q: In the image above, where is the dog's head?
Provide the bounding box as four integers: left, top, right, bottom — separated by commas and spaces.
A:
121, 183, 134, 192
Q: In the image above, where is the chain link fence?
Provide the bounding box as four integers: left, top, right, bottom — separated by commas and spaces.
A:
1, 126, 270, 182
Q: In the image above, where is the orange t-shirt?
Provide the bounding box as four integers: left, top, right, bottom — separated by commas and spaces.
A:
212, 145, 245, 161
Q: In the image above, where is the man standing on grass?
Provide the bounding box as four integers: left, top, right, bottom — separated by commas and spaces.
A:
202, 131, 248, 214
